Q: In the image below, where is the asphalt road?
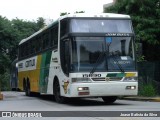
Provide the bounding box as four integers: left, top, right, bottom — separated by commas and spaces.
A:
0, 91, 160, 120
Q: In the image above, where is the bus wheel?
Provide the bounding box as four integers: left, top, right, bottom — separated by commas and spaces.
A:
102, 96, 117, 104
25, 80, 31, 96
54, 80, 66, 103
23, 79, 26, 92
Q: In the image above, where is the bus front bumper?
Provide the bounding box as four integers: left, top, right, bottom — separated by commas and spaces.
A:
67, 82, 138, 97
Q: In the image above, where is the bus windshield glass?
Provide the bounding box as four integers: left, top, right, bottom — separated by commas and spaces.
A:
71, 37, 135, 72
70, 19, 132, 33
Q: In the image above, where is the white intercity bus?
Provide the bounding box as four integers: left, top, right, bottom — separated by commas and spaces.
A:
18, 13, 138, 103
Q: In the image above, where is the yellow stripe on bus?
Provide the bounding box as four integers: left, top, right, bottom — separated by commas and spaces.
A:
18, 55, 42, 92
126, 73, 136, 77
34, 55, 42, 92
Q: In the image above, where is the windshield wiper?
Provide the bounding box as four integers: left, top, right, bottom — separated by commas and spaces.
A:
90, 52, 105, 74
110, 54, 125, 73
90, 52, 125, 74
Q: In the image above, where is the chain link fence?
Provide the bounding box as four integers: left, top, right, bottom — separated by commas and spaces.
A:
138, 62, 160, 95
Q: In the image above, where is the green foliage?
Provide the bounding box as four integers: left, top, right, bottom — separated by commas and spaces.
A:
37, 17, 46, 29
0, 70, 11, 91
104, 0, 160, 61
0, 16, 15, 56
138, 82, 157, 97
11, 18, 43, 41
104, 0, 160, 45
0, 53, 11, 74
135, 43, 146, 62
0, 15, 45, 91
137, 55, 146, 62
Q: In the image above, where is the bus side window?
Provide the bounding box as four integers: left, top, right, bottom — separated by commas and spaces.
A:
60, 19, 68, 38
54, 26, 58, 46
24, 43, 27, 57
27, 42, 30, 56
21, 45, 24, 58
45, 32, 49, 49
35, 37, 39, 52
50, 29, 54, 47
42, 32, 49, 50
30, 39, 34, 54
42, 33, 45, 49
32, 39, 36, 54
19, 46, 22, 59
60, 39, 70, 75
39, 36, 42, 51
51, 25, 58, 47
23, 44, 25, 57
25, 42, 28, 56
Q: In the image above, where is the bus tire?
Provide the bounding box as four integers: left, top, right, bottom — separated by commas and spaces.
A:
25, 80, 31, 96
53, 79, 66, 103
23, 79, 26, 92
102, 96, 117, 104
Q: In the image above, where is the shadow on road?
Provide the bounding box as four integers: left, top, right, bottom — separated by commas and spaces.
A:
30, 94, 130, 106
65, 98, 130, 106
3, 91, 131, 106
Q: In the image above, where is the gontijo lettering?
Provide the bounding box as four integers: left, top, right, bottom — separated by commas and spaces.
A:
25, 59, 35, 67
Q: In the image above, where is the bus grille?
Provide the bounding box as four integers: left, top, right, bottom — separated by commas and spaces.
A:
91, 78, 105, 81
92, 77, 123, 81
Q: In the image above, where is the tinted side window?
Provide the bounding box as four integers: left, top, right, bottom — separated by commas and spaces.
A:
30, 39, 36, 54
60, 19, 68, 38
35, 36, 41, 52
51, 25, 58, 47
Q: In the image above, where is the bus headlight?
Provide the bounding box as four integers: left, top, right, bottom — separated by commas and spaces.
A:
126, 86, 136, 90
77, 87, 89, 91
72, 78, 92, 83
123, 77, 138, 82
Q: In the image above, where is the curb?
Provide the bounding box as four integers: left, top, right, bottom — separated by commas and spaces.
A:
0, 93, 3, 100
150, 98, 160, 102
120, 96, 160, 102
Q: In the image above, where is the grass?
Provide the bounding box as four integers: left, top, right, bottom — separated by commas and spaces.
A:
139, 82, 157, 97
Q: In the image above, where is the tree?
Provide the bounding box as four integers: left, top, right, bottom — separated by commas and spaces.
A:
0, 16, 14, 73
8, 18, 44, 61
0, 15, 45, 90
104, 0, 160, 61
37, 17, 46, 28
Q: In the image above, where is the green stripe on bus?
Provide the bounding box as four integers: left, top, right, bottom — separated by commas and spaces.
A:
116, 73, 125, 77
106, 73, 117, 77
106, 73, 126, 77
39, 51, 52, 93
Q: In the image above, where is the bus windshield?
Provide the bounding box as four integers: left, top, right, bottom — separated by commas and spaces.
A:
71, 37, 136, 72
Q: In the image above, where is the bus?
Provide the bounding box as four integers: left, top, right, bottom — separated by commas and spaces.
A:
10, 58, 18, 91
18, 13, 138, 103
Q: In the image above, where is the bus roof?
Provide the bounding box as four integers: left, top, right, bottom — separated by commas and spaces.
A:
19, 13, 130, 45
59, 13, 130, 20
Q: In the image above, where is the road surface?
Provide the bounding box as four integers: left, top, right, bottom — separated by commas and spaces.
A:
0, 91, 159, 120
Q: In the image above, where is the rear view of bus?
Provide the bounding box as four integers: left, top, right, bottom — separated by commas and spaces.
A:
59, 13, 138, 103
